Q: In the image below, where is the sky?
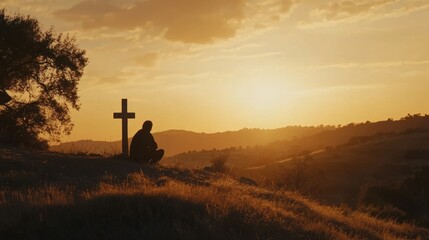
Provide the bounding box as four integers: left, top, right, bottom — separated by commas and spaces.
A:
2, 0, 429, 142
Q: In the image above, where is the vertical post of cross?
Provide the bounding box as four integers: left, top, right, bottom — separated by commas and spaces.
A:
113, 99, 135, 159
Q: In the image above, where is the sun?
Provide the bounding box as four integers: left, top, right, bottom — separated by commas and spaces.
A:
233, 78, 288, 116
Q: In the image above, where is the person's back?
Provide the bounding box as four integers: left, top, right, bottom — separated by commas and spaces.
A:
130, 129, 144, 162
130, 120, 164, 164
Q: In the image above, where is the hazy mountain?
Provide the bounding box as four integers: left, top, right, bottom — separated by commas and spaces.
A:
50, 126, 334, 156
167, 114, 429, 168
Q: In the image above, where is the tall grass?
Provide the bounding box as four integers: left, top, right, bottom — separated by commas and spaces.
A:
0, 171, 426, 240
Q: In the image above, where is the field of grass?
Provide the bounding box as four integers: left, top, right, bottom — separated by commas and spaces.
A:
0, 147, 428, 239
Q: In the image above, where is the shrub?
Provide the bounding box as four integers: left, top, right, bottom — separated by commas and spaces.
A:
209, 153, 229, 173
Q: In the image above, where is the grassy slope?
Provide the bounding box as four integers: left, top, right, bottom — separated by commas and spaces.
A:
239, 130, 429, 206
0, 147, 428, 240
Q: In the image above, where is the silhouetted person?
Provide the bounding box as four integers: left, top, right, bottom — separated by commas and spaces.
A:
130, 120, 164, 164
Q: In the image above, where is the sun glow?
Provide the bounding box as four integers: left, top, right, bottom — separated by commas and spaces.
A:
4, 0, 428, 141
230, 73, 293, 125
237, 82, 283, 110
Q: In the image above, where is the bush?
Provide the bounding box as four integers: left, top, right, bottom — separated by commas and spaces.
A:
209, 153, 229, 173
358, 168, 429, 227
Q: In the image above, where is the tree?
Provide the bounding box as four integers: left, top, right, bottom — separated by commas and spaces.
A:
0, 9, 88, 149
278, 152, 315, 192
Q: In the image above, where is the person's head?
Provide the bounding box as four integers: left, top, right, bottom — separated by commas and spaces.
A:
142, 120, 153, 132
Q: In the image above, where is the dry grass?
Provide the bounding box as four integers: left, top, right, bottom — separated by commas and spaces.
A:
0, 172, 427, 240
0, 147, 428, 240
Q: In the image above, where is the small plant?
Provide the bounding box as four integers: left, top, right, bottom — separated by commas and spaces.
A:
209, 153, 229, 173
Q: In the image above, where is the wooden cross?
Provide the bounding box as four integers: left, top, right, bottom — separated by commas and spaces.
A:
113, 99, 135, 159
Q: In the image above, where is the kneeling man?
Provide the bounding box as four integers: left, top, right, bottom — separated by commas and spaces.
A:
130, 120, 164, 164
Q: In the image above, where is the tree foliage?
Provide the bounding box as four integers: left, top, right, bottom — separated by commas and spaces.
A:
0, 9, 88, 149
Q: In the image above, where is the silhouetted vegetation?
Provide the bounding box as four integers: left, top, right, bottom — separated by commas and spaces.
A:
0, 9, 87, 149
208, 153, 230, 173
404, 149, 429, 160
347, 132, 396, 146
277, 153, 316, 192
358, 167, 429, 227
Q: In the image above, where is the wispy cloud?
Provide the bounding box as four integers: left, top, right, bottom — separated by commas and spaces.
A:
300, 0, 429, 28
300, 84, 383, 94
202, 51, 284, 62
312, 0, 395, 21
221, 43, 262, 53
134, 52, 159, 68
312, 60, 429, 69
374, 1, 429, 19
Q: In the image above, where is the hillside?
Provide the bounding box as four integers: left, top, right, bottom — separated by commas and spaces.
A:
50, 126, 333, 157
242, 129, 429, 201
1, 147, 427, 239
166, 114, 429, 168
164, 115, 429, 227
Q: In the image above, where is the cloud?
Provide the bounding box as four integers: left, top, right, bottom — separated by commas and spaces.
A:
55, 0, 120, 28
374, 1, 429, 19
280, 0, 301, 13
301, 84, 383, 95
202, 51, 284, 62
134, 52, 159, 68
55, 0, 300, 44
313, 0, 395, 21
222, 43, 262, 53
55, 0, 245, 44
244, 0, 300, 30
312, 60, 429, 69
100, 76, 123, 84
301, 0, 429, 27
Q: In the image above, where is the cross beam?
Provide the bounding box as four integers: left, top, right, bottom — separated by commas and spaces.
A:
113, 99, 135, 159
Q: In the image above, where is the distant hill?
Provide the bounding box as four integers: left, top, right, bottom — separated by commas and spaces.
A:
167, 114, 429, 168
50, 125, 333, 157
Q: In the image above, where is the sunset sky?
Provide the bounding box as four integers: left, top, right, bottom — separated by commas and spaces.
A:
2, 0, 429, 142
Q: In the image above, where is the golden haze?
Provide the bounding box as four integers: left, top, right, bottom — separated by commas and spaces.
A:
2, 0, 429, 142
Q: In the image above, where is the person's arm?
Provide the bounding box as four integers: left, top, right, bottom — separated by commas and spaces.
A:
149, 134, 158, 150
